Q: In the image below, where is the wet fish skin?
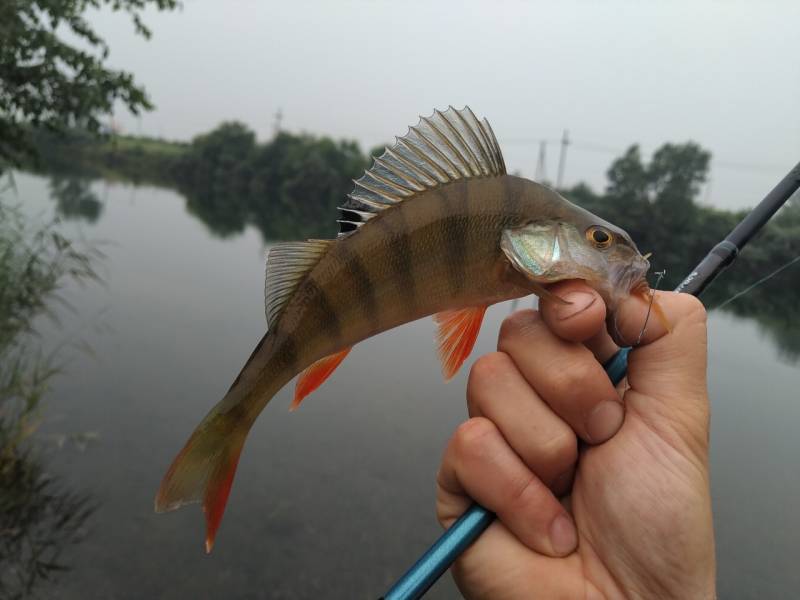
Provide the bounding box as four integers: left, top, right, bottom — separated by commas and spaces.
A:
155, 108, 652, 552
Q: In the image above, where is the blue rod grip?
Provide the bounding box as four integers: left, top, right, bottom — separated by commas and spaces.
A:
382, 347, 632, 599
603, 346, 631, 386
382, 503, 494, 600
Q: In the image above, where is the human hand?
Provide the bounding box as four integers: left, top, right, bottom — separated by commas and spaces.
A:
436, 281, 715, 599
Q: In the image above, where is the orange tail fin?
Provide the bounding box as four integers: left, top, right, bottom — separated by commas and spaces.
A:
155, 411, 250, 553
291, 347, 352, 411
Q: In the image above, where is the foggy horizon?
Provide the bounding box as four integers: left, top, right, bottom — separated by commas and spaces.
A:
84, 0, 800, 211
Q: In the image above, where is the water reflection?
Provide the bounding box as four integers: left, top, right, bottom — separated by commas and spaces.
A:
0, 190, 97, 598
48, 176, 103, 223
0, 448, 94, 598
41, 171, 800, 365
8, 170, 797, 598
182, 184, 337, 241
703, 266, 800, 365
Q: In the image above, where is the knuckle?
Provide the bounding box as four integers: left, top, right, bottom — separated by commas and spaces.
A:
467, 353, 513, 414
537, 428, 578, 471
547, 357, 595, 398
468, 352, 513, 387
508, 472, 538, 506
451, 417, 497, 459
498, 309, 541, 347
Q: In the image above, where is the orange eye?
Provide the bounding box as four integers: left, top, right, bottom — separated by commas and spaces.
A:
586, 226, 613, 249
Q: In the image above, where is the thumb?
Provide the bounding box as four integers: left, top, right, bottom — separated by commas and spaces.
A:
612, 291, 709, 448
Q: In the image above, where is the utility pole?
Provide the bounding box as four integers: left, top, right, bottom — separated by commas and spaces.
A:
556, 129, 570, 189
273, 108, 283, 137
535, 140, 548, 182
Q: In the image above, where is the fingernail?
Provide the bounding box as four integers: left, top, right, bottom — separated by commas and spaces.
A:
556, 292, 596, 320
549, 513, 577, 556
586, 400, 624, 443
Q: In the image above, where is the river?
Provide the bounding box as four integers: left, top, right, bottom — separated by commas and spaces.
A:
9, 171, 800, 599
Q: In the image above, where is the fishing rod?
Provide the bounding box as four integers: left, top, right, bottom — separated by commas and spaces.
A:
380, 159, 800, 600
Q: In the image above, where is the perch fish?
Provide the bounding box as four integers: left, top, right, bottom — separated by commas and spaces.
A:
155, 106, 659, 551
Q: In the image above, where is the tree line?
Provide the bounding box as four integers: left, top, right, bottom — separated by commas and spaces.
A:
26, 121, 800, 359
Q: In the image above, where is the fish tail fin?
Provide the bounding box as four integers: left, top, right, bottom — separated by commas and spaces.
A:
154, 408, 251, 553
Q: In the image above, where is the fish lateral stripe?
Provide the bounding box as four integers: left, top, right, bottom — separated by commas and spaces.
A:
438, 188, 469, 295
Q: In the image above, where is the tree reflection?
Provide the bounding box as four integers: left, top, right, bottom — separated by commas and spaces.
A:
705, 264, 800, 364
25, 126, 800, 364
0, 447, 94, 598
48, 176, 103, 223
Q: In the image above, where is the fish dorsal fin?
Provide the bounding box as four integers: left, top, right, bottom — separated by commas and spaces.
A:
434, 306, 488, 381
338, 106, 506, 237
265, 239, 334, 330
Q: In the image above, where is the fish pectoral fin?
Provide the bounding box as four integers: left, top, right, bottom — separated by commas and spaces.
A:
527, 281, 570, 305
291, 347, 352, 411
434, 306, 488, 381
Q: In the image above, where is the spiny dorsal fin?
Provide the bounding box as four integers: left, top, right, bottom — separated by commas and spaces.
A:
265, 239, 334, 330
338, 106, 506, 237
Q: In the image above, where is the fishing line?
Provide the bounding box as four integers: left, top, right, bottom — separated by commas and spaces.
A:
610, 269, 666, 347
713, 253, 800, 310
634, 270, 667, 346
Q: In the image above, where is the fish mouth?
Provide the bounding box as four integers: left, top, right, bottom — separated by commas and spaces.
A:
610, 255, 651, 299
618, 257, 674, 333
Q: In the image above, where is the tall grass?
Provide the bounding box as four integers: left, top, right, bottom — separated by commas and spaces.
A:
0, 182, 99, 598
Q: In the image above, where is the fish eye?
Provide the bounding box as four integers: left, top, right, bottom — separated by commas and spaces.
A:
586, 226, 613, 249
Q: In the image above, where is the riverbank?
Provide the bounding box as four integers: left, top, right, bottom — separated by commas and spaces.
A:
23, 125, 800, 356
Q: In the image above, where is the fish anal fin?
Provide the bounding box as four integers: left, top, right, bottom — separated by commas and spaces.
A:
434, 306, 487, 381
291, 347, 352, 411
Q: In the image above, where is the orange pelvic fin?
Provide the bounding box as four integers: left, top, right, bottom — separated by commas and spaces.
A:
434, 306, 487, 381
291, 347, 352, 411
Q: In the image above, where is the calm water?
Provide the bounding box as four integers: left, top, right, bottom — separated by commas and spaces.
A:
10, 172, 800, 599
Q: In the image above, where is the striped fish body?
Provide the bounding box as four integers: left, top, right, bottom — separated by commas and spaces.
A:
156, 107, 651, 552
230, 175, 587, 422
272, 177, 558, 380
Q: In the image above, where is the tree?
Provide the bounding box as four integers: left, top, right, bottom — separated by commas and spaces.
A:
0, 0, 178, 168
593, 141, 711, 287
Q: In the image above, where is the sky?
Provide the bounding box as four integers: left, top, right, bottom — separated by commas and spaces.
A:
89, 0, 800, 210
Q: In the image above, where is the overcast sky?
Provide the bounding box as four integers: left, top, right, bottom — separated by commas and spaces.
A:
90, 0, 800, 210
